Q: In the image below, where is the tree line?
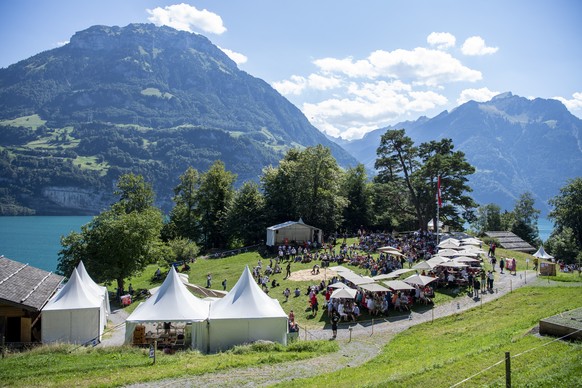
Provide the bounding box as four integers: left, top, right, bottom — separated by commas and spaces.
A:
58, 129, 581, 290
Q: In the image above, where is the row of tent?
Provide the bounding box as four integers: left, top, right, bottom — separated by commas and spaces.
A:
124, 266, 289, 353
41, 262, 289, 353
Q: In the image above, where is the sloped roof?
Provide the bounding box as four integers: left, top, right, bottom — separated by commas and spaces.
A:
126, 266, 209, 322
209, 266, 287, 319
43, 268, 102, 311
267, 218, 320, 231
0, 256, 64, 311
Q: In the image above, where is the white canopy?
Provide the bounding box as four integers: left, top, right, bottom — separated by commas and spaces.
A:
340, 272, 376, 286
438, 239, 461, 249
126, 267, 209, 323
383, 280, 415, 291
403, 274, 438, 287
330, 287, 357, 299
76, 261, 111, 314
413, 261, 436, 270
42, 268, 105, 345
208, 266, 288, 352
359, 283, 390, 293
437, 248, 461, 257
125, 267, 210, 349
384, 268, 416, 278
533, 246, 554, 259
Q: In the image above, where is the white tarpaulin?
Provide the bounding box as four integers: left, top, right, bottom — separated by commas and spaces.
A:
42, 268, 105, 345
330, 287, 357, 299
76, 261, 111, 315
124, 267, 210, 350
533, 246, 554, 260
266, 219, 322, 247
208, 266, 288, 353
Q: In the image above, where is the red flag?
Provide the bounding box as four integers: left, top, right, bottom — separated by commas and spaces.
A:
437, 176, 442, 208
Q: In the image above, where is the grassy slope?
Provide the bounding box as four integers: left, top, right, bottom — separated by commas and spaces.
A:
278, 286, 582, 388
0, 341, 339, 387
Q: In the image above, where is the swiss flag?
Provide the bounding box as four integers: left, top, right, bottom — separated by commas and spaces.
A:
437, 176, 442, 208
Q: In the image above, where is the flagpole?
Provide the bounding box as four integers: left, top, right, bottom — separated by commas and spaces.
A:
436, 176, 441, 245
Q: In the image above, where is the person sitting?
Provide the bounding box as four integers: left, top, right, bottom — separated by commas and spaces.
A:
294, 287, 301, 297
271, 278, 279, 288
181, 262, 190, 272
352, 304, 361, 321
311, 264, 320, 274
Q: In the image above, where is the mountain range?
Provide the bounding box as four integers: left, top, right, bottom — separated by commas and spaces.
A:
0, 24, 356, 215
0, 23, 580, 217
341, 92, 582, 214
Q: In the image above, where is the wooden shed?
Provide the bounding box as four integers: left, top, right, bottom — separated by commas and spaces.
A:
0, 256, 64, 346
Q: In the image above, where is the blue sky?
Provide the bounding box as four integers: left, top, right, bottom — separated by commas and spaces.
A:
1, 0, 581, 139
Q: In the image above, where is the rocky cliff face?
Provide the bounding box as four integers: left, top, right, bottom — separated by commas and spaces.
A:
41, 187, 111, 214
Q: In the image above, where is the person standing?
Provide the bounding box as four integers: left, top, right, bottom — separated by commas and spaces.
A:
283, 287, 290, 302
206, 273, 212, 288
331, 312, 339, 339
221, 278, 227, 291
285, 262, 292, 279
488, 271, 494, 291
473, 277, 480, 298
480, 270, 486, 292
499, 258, 505, 274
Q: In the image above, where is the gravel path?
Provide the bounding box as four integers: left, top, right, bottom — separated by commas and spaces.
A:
124, 270, 559, 387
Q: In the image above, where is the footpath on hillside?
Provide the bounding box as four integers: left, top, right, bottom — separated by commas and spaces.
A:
124, 269, 573, 388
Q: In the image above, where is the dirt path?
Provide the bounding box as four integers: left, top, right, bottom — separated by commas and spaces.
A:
127, 270, 549, 387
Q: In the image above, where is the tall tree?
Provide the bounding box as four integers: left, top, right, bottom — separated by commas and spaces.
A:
166, 167, 201, 241
341, 164, 373, 230
58, 174, 163, 291
262, 145, 347, 235
196, 160, 236, 249
511, 192, 540, 245
375, 129, 475, 231
472, 203, 502, 235
226, 181, 266, 246
549, 177, 582, 253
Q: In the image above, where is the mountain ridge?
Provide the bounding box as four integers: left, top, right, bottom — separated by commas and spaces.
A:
0, 23, 356, 215
341, 92, 582, 214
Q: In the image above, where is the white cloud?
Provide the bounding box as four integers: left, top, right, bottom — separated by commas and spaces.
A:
55, 40, 69, 47
218, 47, 247, 65
302, 83, 449, 140
457, 87, 500, 105
461, 36, 498, 55
146, 3, 226, 34
427, 32, 456, 50
272, 75, 308, 95
553, 92, 582, 116
274, 41, 486, 139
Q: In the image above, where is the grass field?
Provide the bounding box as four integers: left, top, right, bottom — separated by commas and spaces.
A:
120, 244, 572, 329
0, 340, 339, 387
278, 286, 582, 388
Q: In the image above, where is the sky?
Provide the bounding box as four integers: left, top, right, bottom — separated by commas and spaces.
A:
1, 0, 581, 140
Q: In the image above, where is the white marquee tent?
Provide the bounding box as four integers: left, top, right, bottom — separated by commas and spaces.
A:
76, 261, 111, 315
533, 246, 554, 260
124, 267, 210, 350
42, 268, 105, 345
266, 219, 322, 247
208, 266, 288, 353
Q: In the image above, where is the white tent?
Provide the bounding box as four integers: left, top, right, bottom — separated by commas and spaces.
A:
42, 268, 105, 345
208, 266, 288, 353
533, 246, 554, 260
124, 267, 210, 350
266, 219, 322, 247
76, 261, 111, 315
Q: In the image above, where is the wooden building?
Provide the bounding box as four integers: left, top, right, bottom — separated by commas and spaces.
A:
0, 256, 64, 346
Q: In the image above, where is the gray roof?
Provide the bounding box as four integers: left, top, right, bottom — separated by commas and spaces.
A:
0, 256, 64, 311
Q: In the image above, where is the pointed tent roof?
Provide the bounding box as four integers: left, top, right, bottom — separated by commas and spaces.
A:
126, 267, 209, 322
76, 261, 111, 313
43, 268, 101, 311
533, 246, 554, 259
209, 266, 287, 320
